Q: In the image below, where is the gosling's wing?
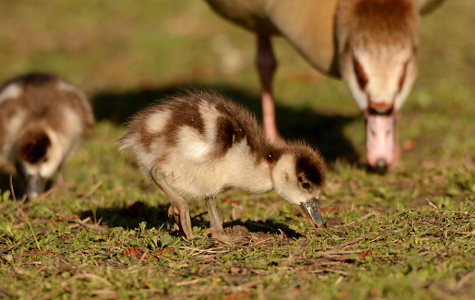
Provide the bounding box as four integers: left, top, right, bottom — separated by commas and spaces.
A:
174, 125, 213, 162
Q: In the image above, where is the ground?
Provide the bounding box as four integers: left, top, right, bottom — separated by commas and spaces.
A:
0, 0, 474, 299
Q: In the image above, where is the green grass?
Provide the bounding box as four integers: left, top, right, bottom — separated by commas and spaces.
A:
0, 0, 474, 299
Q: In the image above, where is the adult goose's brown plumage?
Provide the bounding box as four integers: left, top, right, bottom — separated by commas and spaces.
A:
119, 90, 326, 240
203, 0, 445, 172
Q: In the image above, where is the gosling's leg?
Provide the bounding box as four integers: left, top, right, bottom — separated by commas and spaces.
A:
205, 196, 225, 238
150, 167, 194, 239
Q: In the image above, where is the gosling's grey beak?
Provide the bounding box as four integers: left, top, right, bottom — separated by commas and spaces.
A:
27, 174, 45, 198
299, 197, 323, 227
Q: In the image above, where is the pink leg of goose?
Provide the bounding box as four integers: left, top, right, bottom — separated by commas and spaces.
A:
256, 34, 285, 146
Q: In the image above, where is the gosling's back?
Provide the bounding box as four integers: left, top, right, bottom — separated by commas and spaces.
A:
0, 73, 94, 163
119, 91, 278, 198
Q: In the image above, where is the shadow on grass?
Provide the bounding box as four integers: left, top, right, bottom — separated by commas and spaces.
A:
92, 84, 360, 164
224, 219, 302, 239
0, 169, 25, 198
79, 201, 173, 230
79, 200, 301, 238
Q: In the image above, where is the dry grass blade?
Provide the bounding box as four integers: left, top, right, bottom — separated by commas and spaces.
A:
90, 289, 117, 297
339, 213, 375, 227
315, 249, 370, 256
176, 278, 206, 286
1, 232, 46, 254
455, 270, 475, 290
334, 232, 374, 248
308, 269, 350, 276
245, 237, 274, 247
74, 217, 106, 231
80, 181, 103, 199
178, 246, 231, 256
37, 186, 59, 201
334, 276, 344, 286
425, 197, 438, 209
9, 174, 16, 202
61, 273, 113, 288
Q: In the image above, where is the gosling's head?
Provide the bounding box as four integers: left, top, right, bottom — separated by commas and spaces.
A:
337, 0, 419, 170
15, 127, 61, 197
271, 142, 327, 226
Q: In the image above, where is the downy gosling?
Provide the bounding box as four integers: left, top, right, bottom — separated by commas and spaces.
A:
119, 90, 326, 239
0, 73, 94, 197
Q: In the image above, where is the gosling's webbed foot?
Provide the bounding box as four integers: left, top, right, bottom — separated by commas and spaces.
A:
168, 205, 180, 223
204, 228, 233, 244
213, 233, 233, 244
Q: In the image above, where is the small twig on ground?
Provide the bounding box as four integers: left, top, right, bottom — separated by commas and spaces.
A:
334, 233, 373, 248
37, 186, 59, 201
57, 214, 106, 231
425, 197, 438, 209
90, 290, 117, 298
139, 252, 148, 264
178, 246, 230, 256
176, 278, 206, 287
212, 237, 233, 246
9, 174, 17, 202
1, 232, 46, 254
60, 273, 113, 289
339, 213, 375, 227
75, 218, 106, 231
231, 280, 262, 292
315, 249, 370, 257
245, 237, 273, 248
80, 181, 103, 199
455, 270, 475, 290
334, 276, 344, 287
308, 269, 350, 276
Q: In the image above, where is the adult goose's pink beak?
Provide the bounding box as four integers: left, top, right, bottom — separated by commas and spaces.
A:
365, 113, 398, 174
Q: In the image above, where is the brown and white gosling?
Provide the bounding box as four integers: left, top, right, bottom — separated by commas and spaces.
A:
0, 73, 94, 197
119, 91, 326, 239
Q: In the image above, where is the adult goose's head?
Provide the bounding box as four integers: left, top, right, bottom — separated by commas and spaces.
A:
337, 0, 419, 172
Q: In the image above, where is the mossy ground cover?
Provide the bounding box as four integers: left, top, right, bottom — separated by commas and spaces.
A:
0, 1, 473, 299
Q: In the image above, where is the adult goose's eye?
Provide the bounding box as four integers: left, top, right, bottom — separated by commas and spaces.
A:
353, 56, 368, 90
398, 60, 410, 93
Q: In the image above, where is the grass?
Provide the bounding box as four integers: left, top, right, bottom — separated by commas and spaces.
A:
0, 0, 474, 299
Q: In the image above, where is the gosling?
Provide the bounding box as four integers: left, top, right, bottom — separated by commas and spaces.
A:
119, 90, 326, 239
0, 73, 94, 197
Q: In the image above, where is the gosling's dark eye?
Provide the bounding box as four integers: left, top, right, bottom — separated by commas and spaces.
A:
301, 181, 311, 190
